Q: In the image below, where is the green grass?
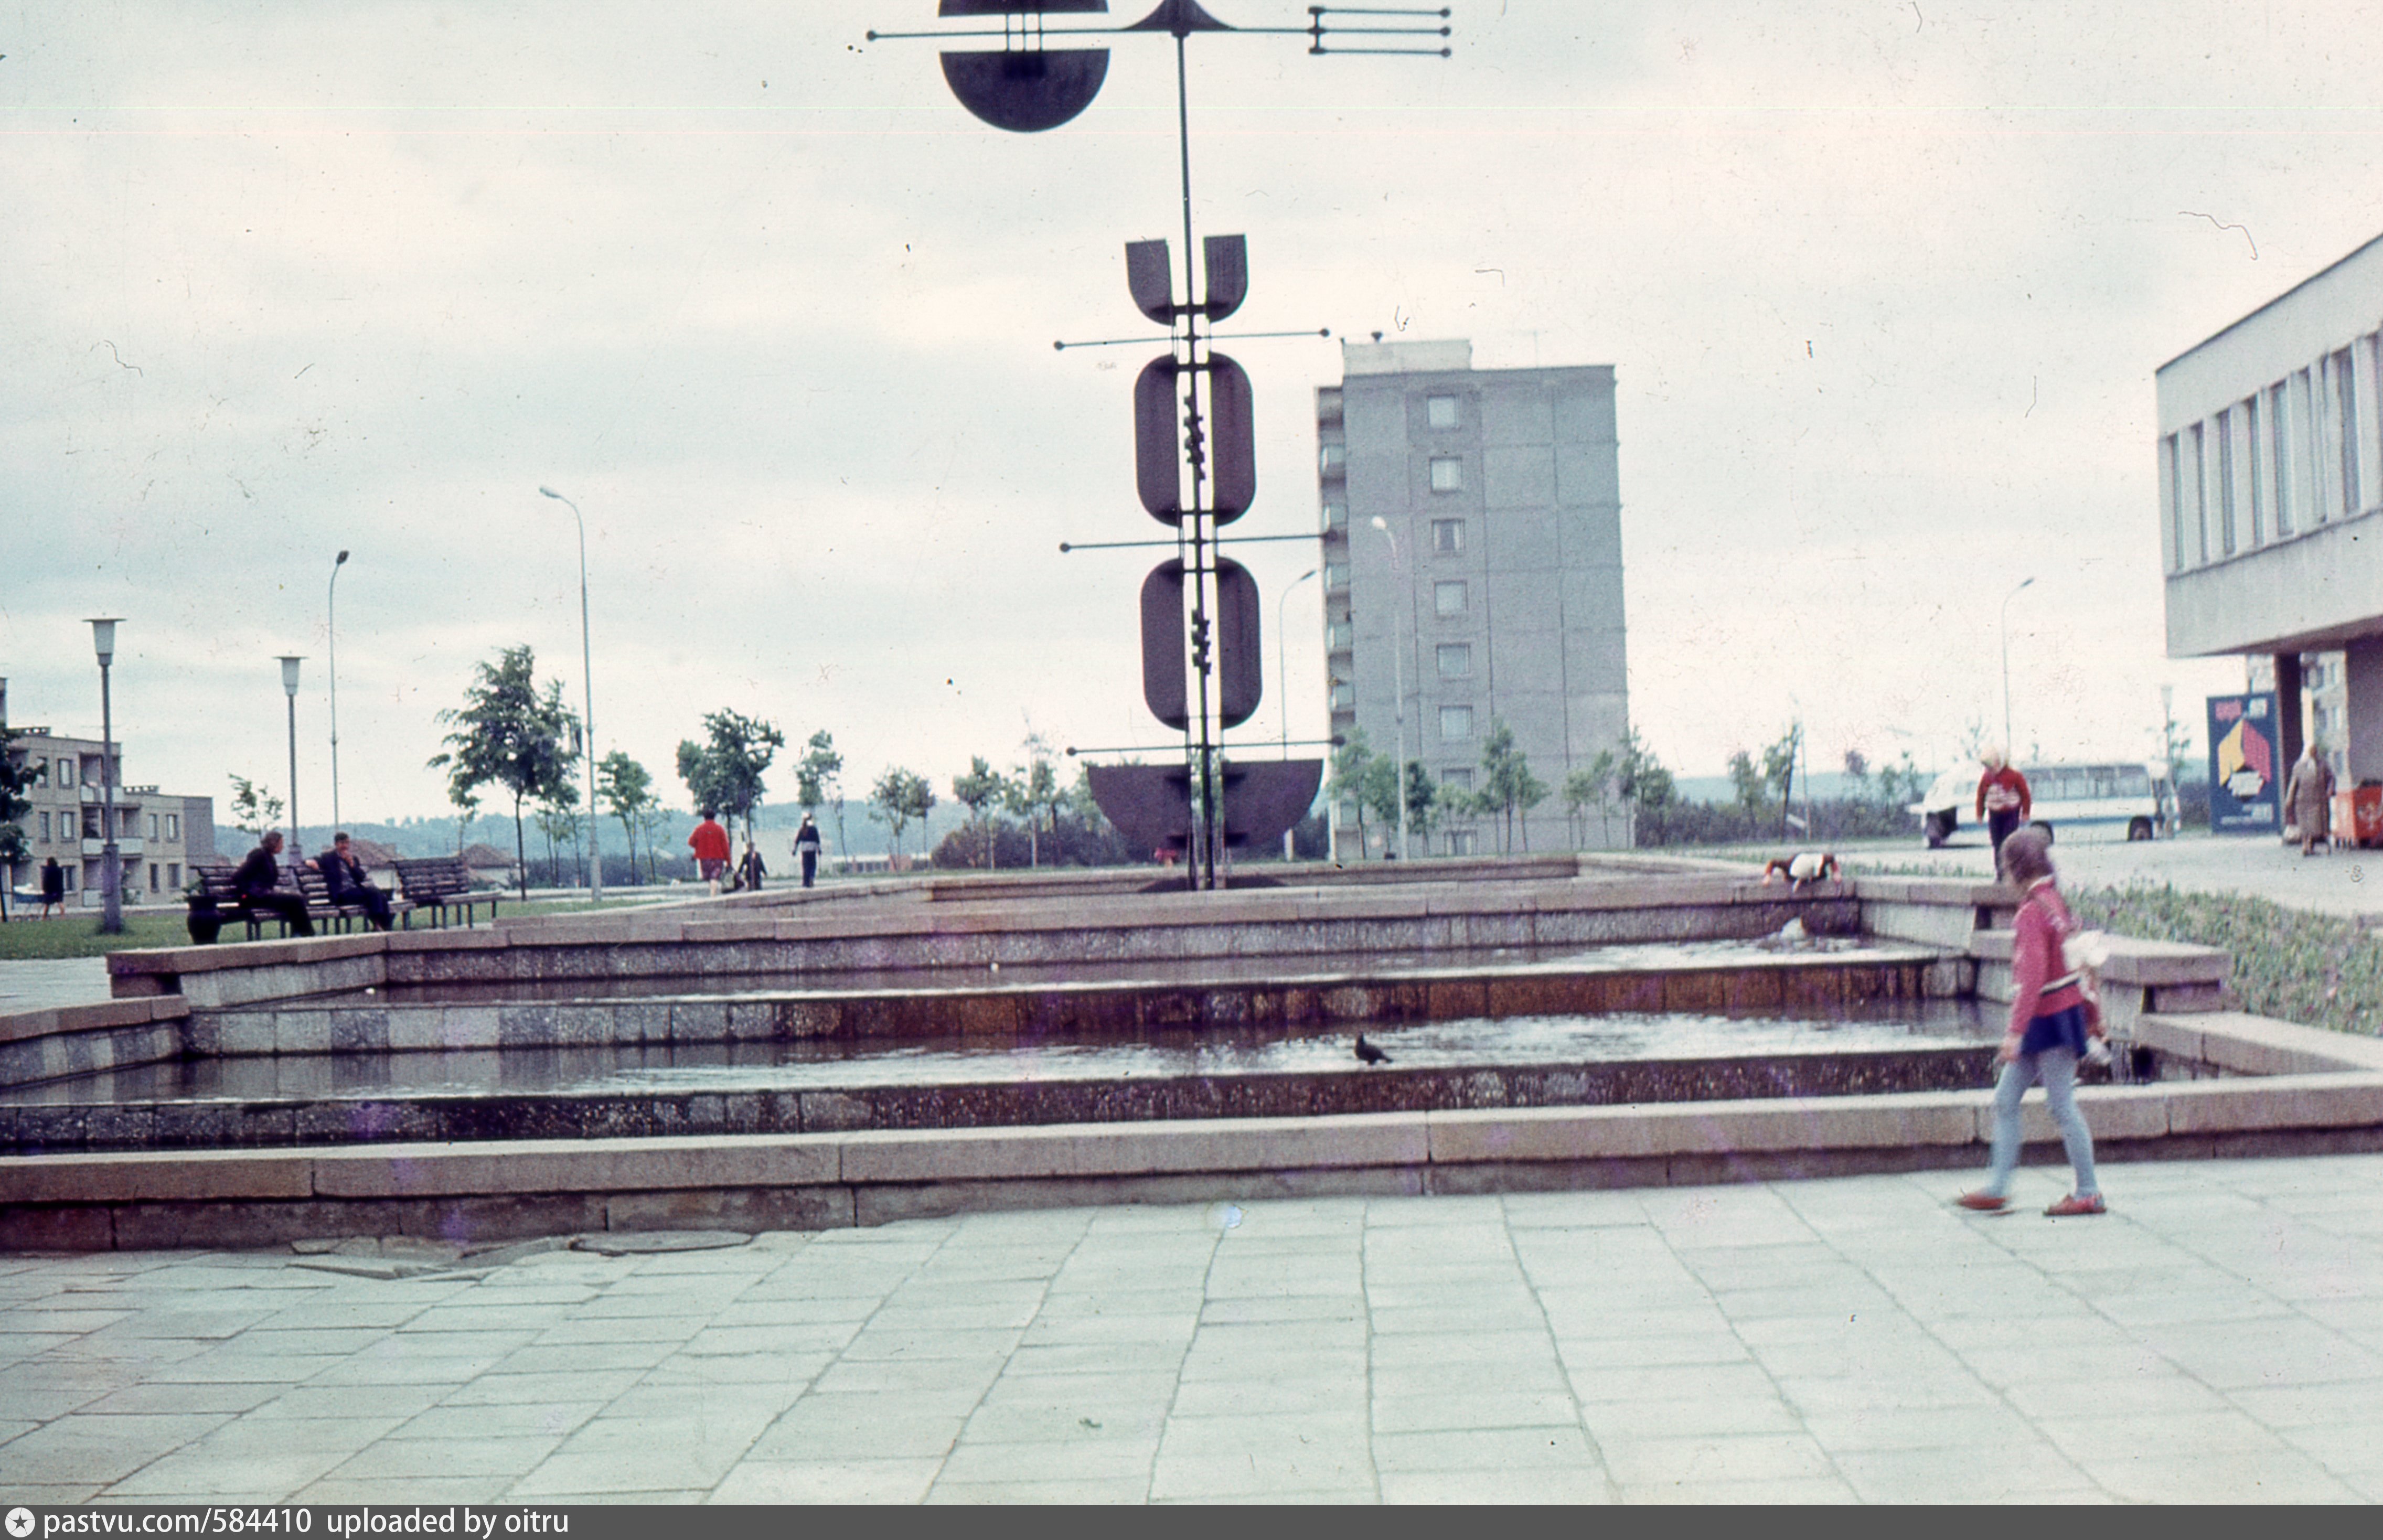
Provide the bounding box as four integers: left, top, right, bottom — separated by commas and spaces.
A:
0, 893, 675, 961
2067, 884, 2382, 1040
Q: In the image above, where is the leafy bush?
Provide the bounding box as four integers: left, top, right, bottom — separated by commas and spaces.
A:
2068, 884, 2381, 1038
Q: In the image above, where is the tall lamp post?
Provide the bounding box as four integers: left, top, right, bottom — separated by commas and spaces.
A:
1277, 567, 1318, 860
1369, 517, 1410, 861
2000, 576, 2035, 758
539, 487, 601, 904
328, 551, 349, 833
279, 656, 304, 860
87, 618, 124, 934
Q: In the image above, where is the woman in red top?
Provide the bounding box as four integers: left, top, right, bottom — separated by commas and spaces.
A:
1959, 826, 2105, 1216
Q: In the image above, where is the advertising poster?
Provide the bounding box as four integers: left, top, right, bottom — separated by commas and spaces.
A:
2206, 692, 2281, 834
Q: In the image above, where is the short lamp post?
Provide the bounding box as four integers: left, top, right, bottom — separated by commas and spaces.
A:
88, 618, 124, 934
279, 656, 304, 859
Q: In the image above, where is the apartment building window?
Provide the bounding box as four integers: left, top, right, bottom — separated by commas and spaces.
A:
38, 811, 50, 843
2335, 347, 2361, 519
1324, 562, 1350, 590
1321, 500, 1348, 531
147, 814, 158, 841
2163, 434, 2183, 571
1439, 705, 1474, 742
57, 758, 73, 787
1428, 456, 1463, 493
2216, 407, 2237, 555
1330, 681, 1355, 711
2245, 393, 2265, 546
1442, 768, 1473, 791
1319, 443, 1347, 474
167, 863, 180, 891
148, 863, 159, 892
1327, 622, 1353, 651
1427, 394, 1459, 430
1434, 580, 1468, 616
1436, 643, 1471, 679
165, 813, 179, 841
1431, 518, 1465, 554
2271, 380, 2296, 537
2189, 422, 2208, 563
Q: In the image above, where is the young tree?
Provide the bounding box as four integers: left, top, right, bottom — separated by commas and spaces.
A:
869, 767, 936, 869
1359, 754, 1402, 855
676, 709, 785, 844
226, 774, 286, 840
1615, 728, 1675, 846
532, 795, 578, 887
633, 801, 672, 884
1010, 730, 1064, 868
0, 722, 33, 919
1330, 728, 1380, 858
1760, 724, 1802, 839
1727, 750, 1767, 838
950, 756, 1008, 869
1563, 748, 1619, 848
794, 729, 846, 860
596, 751, 659, 884
1478, 720, 1548, 852
1402, 762, 1439, 849
428, 644, 582, 901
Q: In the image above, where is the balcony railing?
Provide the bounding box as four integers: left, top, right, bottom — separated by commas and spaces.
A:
82, 837, 144, 857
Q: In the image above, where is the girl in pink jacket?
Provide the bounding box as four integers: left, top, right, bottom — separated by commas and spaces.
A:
1959, 825, 2106, 1216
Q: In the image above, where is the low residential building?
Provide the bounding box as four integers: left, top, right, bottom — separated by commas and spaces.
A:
3, 718, 217, 905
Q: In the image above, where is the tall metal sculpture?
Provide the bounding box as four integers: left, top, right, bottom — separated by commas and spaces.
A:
872, 1, 1451, 887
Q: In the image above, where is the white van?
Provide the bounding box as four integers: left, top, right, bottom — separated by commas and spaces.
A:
1911, 762, 2178, 848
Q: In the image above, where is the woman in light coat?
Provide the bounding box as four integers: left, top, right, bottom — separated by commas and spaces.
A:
2284, 745, 2335, 857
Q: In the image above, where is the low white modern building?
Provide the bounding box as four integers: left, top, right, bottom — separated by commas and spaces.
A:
2158, 231, 2383, 787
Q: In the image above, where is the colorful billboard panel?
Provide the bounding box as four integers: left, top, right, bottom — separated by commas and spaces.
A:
2207, 692, 2281, 834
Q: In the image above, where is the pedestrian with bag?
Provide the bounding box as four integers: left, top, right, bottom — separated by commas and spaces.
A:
688, 809, 731, 895
793, 815, 823, 889
1959, 825, 2106, 1217
2284, 743, 2335, 857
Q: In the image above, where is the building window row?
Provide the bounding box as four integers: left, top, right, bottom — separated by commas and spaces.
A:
2168, 328, 2382, 572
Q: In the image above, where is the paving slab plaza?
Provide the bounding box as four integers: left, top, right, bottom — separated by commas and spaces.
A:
6, 1156, 2383, 1505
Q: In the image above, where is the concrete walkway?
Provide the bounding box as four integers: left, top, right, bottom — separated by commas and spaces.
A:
1849, 831, 2383, 919
4, 1155, 2381, 1504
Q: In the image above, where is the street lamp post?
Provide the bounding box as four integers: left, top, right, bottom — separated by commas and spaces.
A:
539, 487, 602, 904
1277, 567, 1318, 860
1369, 518, 1410, 861
328, 551, 349, 833
279, 656, 304, 860
87, 618, 124, 934
2001, 576, 2036, 758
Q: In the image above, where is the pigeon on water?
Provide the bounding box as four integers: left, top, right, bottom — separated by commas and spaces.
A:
1353, 1034, 1392, 1065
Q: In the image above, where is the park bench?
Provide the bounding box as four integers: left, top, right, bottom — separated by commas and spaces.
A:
295, 864, 413, 934
393, 856, 501, 928
186, 861, 341, 943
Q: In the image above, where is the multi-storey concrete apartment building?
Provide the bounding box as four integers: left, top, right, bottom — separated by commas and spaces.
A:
2159, 230, 2383, 792
1316, 339, 1630, 854
3, 698, 217, 906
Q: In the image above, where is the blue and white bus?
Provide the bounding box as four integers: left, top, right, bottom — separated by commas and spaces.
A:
1913, 762, 2178, 848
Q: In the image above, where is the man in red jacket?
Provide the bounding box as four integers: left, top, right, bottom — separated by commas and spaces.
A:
688, 810, 731, 895
1975, 748, 2031, 875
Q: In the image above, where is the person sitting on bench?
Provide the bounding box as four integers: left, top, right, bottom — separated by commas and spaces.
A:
317, 831, 395, 931
233, 831, 314, 937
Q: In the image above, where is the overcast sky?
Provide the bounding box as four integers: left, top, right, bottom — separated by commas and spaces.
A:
4, 1, 2381, 825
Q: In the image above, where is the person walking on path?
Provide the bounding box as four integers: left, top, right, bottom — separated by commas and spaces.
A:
793, 815, 823, 889
1976, 748, 2032, 875
688, 810, 731, 895
2285, 744, 2336, 857
735, 839, 766, 893
38, 857, 65, 919
1960, 825, 2104, 1217
316, 832, 396, 932
232, 831, 314, 938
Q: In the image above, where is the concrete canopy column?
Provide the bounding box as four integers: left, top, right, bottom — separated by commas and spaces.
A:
2345, 639, 2383, 784
2275, 651, 2305, 789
